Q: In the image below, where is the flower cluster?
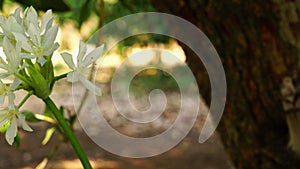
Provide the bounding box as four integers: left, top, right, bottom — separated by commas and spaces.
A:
61, 41, 103, 96
0, 7, 103, 145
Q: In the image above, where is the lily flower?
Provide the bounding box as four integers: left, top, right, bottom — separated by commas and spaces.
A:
0, 11, 24, 42
0, 106, 32, 145
61, 42, 104, 96
0, 79, 21, 108
13, 7, 59, 65
0, 37, 28, 78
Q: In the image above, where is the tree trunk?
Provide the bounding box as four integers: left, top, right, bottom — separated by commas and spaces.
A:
151, 0, 300, 168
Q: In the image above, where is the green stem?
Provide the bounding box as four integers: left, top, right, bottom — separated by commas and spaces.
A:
18, 90, 34, 108
14, 74, 31, 85
54, 73, 68, 81
43, 97, 92, 169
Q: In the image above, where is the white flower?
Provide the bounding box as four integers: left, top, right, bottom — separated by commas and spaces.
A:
13, 7, 59, 65
61, 42, 104, 96
0, 79, 21, 108
0, 37, 28, 78
0, 10, 24, 42
0, 81, 15, 107
0, 106, 32, 145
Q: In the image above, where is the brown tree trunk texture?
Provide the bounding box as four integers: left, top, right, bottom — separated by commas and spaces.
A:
151, 0, 300, 169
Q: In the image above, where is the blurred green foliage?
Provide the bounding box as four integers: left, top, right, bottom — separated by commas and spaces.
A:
129, 69, 180, 96
115, 35, 171, 56
0, 0, 3, 10
61, 0, 95, 27
13, 0, 70, 11
105, 0, 155, 24
129, 65, 194, 96
5, 0, 155, 28
2, 0, 170, 51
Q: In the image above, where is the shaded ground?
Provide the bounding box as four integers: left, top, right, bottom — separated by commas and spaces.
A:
0, 78, 232, 169
0, 126, 231, 169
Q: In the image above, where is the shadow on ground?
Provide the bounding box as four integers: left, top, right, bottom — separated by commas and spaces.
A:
0, 80, 232, 169
0, 125, 232, 169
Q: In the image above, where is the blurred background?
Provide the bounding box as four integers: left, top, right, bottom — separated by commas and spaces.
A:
1, 0, 300, 169
0, 0, 232, 169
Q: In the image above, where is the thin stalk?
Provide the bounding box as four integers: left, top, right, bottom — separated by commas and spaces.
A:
15, 74, 31, 85
43, 97, 92, 169
18, 90, 34, 108
77, 0, 105, 115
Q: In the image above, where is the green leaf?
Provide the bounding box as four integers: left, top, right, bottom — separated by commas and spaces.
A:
14, 133, 21, 149
40, 56, 55, 90
27, 65, 50, 99
22, 111, 41, 123
42, 127, 55, 145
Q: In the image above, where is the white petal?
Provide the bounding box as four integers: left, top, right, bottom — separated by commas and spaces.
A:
0, 118, 8, 129
11, 78, 21, 90
3, 37, 15, 58
15, 41, 22, 55
20, 53, 35, 59
77, 41, 87, 64
45, 18, 54, 32
0, 56, 7, 65
8, 93, 15, 109
0, 64, 7, 71
41, 10, 53, 31
28, 23, 41, 45
12, 8, 22, 24
0, 119, 8, 131
19, 62, 28, 70
79, 77, 102, 96
0, 63, 7, 70
6, 16, 23, 34
81, 44, 104, 67
43, 24, 58, 50
43, 42, 59, 56
24, 7, 38, 29
13, 32, 33, 52
0, 57, 8, 70
5, 117, 17, 145
61, 52, 76, 70
18, 114, 33, 132
0, 73, 9, 79
67, 71, 79, 82
37, 57, 47, 66
0, 109, 8, 124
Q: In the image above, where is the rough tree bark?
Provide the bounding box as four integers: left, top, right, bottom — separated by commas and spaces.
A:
151, 1, 300, 169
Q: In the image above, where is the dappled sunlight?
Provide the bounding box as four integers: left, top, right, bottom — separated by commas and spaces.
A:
52, 159, 121, 169
52, 21, 188, 82
98, 53, 123, 68
125, 41, 186, 67
127, 48, 154, 66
